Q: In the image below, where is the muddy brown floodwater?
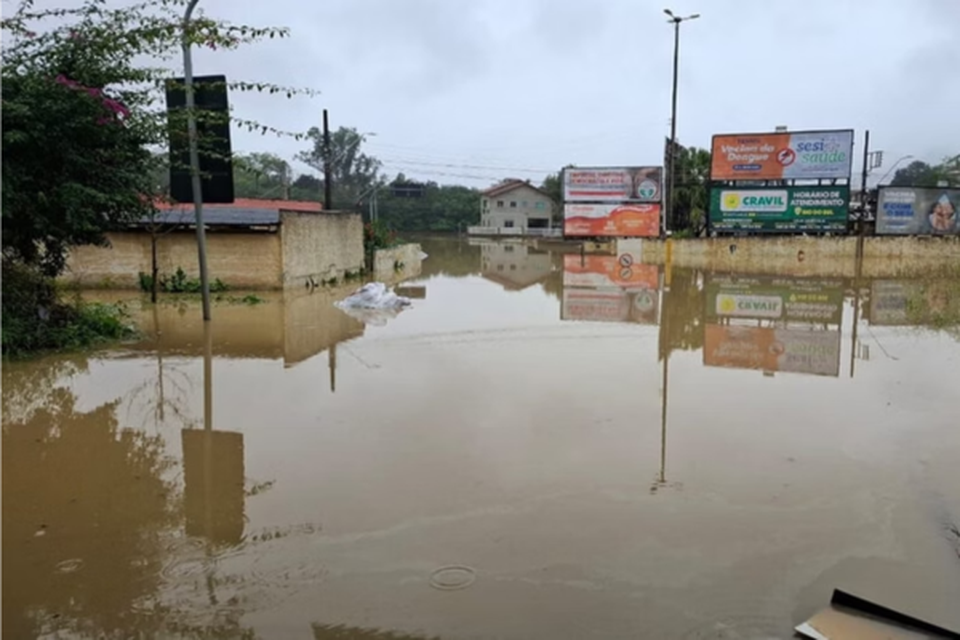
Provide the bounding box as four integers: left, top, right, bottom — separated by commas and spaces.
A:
4, 237, 960, 639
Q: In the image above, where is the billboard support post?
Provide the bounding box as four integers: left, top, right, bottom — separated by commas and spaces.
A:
323, 109, 332, 211
860, 130, 870, 230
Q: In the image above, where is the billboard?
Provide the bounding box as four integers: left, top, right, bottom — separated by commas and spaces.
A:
705, 276, 845, 324
564, 203, 661, 237
709, 185, 849, 232
876, 187, 960, 235
868, 279, 955, 326
561, 287, 659, 324
710, 129, 854, 180
563, 167, 662, 203
563, 254, 659, 289
703, 325, 841, 377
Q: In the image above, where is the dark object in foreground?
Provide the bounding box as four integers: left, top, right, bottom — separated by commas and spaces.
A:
795, 589, 960, 639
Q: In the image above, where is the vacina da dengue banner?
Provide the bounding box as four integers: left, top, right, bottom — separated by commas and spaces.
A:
876, 187, 960, 235
709, 186, 849, 232
710, 130, 854, 180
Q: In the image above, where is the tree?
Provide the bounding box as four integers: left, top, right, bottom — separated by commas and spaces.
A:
1, 0, 313, 352
372, 175, 481, 232
540, 168, 571, 224
670, 145, 711, 234
891, 160, 940, 187
297, 126, 381, 209
233, 152, 292, 198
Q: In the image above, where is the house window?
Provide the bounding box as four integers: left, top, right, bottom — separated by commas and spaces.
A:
483, 200, 489, 209
497, 264, 504, 271
504, 220, 515, 228
509, 201, 517, 208
521, 200, 528, 208
510, 264, 517, 271
504, 245, 515, 252
535, 201, 545, 210
497, 200, 504, 208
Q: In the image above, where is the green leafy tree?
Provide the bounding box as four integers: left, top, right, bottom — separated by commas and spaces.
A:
373, 175, 480, 232
297, 126, 381, 208
890, 160, 941, 187
671, 146, 711, 234
1, 0, 313, 353
540, 168, 570, 223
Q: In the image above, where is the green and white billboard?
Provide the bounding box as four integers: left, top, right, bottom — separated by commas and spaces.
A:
705, 276, 845, 325
709, 186, 850, 232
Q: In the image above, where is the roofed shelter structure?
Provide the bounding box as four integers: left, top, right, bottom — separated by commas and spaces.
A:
64, 199, 363, 290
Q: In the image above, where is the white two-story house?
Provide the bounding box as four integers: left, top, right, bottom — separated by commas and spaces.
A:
475, 179, 557, 235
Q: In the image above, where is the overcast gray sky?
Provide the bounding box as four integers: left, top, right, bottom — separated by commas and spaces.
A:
33, 0, 960, 186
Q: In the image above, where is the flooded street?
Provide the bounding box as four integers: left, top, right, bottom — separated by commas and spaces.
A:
4, 237, 960, 639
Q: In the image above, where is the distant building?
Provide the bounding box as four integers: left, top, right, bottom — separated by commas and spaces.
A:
471, 179, 558, 236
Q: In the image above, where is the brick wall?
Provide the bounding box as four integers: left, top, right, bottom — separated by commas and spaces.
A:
64, 230, 282, 289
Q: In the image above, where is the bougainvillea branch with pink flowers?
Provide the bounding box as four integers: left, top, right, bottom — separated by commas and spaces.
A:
1, 0, 317, 279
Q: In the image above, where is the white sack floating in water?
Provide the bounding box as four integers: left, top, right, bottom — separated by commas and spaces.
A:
336, 282, 412, 310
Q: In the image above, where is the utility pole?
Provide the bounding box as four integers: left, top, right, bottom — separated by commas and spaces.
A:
323, 109, 332, 210
664, 9, 699, 234
859, 130, 870, 244
181, 0, 211, 321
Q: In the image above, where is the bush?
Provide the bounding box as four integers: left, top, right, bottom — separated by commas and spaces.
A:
2, 261, 135, 356
138, 267, 227, 294
363, 220, 400, 254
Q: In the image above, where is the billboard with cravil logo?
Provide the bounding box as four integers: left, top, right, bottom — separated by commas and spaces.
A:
710, 129, 854, 180
709, 185, 849, 232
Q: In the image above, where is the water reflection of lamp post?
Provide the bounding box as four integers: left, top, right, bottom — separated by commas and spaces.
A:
664, 8, 700, 232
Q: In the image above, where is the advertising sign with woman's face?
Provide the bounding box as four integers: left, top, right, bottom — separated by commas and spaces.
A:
877, 187, 960, 235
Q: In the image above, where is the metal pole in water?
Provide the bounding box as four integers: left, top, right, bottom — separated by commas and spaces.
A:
181, 0, 211, 321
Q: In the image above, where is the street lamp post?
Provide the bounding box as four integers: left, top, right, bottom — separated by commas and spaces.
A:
877, 154, 914, 186
664, 8, 699, 234
181, 0, 211, 321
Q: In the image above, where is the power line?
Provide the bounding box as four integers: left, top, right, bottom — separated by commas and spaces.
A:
377, 155, 553, 174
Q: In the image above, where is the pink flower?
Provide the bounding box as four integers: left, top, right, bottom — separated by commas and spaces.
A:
68, 30, 81, 40
55, 74, 79, 88
25, 31, 36, 38
101, 97, 130, 119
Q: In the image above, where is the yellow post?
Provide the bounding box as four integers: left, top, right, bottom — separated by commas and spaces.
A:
664, 238, 674, 287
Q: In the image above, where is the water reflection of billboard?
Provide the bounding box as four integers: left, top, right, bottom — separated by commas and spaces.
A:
182, 429, 245, 546
562, 287, 659, 324
705, 276, 845, 324
563, 254, 659, 289
703, 325, 841, 377
869, 279, 954, 326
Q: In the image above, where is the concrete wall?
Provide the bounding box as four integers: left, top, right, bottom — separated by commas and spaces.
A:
280, 210, 364, 287
64, 209, 365, 290
65, 230, 282, 289
481, 185, 553, 228
373, 243, 423, 283
636, 235, 960, 278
